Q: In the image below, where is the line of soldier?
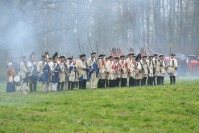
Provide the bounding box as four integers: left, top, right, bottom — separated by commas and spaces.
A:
6, 49, 178, 94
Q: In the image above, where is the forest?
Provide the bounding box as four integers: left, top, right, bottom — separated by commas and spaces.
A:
0, 0, 199, 79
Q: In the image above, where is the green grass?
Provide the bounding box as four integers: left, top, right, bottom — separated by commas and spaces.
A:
0, 80, 199, 133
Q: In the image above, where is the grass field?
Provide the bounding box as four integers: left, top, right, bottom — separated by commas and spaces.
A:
0, 80, 199, 133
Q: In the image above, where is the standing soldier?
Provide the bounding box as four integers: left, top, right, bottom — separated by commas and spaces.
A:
97, 54, 106, 88
159, 54, 166, 85
141, 55, 149, 86
51, 52, 60, 91
148, 55, 154, 85
6, 63, 16, 93
20, 56, 29, 94
135, 54, 143, 86
87, 52, 98, 89
28, 52, 38, 92
67, 57, 76, 90
152, 53, 160, 85
76, 54, 89, 89
126, 53, 136, 87
119, 55, 128, 87
106, 56, 116, 87
37, 54, 50, 92
114, 56, 121, 87
167, 54, 178, 85
58, 55, 66, 91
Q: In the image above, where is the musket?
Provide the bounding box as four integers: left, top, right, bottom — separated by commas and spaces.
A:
144, 42, 154, 55
88, 36, 94, 52
40, 45, 44, 54
67, 47, 72, 57
77, 39, 83, 54
101, 44, 105, 54
129, 43, 136, 55
158, 42, 163, 54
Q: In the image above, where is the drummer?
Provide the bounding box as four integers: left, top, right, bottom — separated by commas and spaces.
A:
6, 63, 16, 93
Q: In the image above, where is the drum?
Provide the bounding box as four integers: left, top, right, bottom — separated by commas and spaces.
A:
13, 76, 22, 86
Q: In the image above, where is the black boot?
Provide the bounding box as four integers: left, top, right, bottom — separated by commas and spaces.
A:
173, 76, 176, 85
170, 76, 173, 85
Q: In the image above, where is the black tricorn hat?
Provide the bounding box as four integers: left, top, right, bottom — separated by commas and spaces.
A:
114, 56, 119, 59
91, 52, 96, 55
153, 53, 158, 56
79, 54, 86, 58
120, 55, 125, 58
149, 55, 154, 58
67, 56, 73, 60
159, 54, 164, 57
108, 55, 113, 59
52, 52, 58, 60
59, 55, 65, 59
171, 54, 176, 56
128, 52, 134, 56
99, 54, 105, 57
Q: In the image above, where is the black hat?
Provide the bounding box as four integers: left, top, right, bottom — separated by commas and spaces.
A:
171, 54, 176, 56
114, 56, 119, 59
59, 55, 65, 59
79, 54, 86, 58
91, 52, 96, 55
159, 54, 164, 57
99, 54, 105, 57
128, 52, 134, 56
108, 55, 113, 59
52, 52, 58, 60
149, 55, 154, 58
67, 56, 73, 60
153, 53, 158, 56
120, 55, 125, 58
29, 51, 35, 59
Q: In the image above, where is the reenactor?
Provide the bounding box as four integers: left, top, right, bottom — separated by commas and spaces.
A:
153, 53, 160, 85
28, 52, 38, 92
87, 52, 98, 89
105, 57, 109, 87
106, 56, 115, 87
126, 53, 136, 87
97, 54, 106, 88
76, 54, 89, 89
159, 54, 166, 85
148, 55, 154, 85
37, 54, 50, 92
114, 56, 121, 87
167, 54, 178, 85
6, 63, 16, 93
141, 55, 149, 86
119, 55, 128, 87
135, 54, 143, 86
67, 56, 76, 90
51, 52, 60, 91
58, 55, 66, 91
